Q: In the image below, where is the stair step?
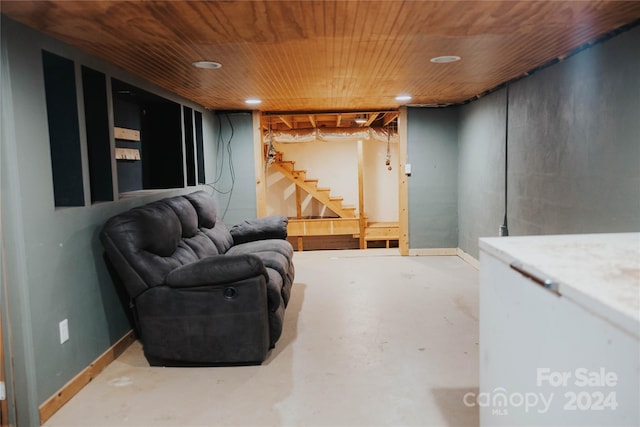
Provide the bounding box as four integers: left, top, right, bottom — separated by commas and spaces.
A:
341, 206, 357, 218
273, 157, 357, 219
278, 161, 296, 171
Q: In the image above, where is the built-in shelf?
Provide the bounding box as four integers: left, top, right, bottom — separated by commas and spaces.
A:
114, 126, 140, 141
42, 57, 206, 203
115, 147, 141, 160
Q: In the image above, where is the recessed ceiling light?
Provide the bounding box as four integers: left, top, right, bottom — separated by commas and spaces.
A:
245, 98, 262, 105
192, 60, 222, 69
395, 95, 412, 102
354, 115, 368, 124
430, 55, 461, 63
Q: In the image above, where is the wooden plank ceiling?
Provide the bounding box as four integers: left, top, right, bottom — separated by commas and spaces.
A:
2, 0, 639, 126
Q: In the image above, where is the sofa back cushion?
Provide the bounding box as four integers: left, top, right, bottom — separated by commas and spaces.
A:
101, 201, 185, 297
163, 195, 220, 258
185, 191, 218, 228
163, 195, 199, 238
185, 191, 234, 253
101, 191, 234, 299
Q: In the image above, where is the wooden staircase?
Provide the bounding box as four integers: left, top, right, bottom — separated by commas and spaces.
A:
270, 152, 357, 219
269, 150, 399, 251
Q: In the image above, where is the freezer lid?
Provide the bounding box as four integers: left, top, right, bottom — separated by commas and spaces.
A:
479, 232, 640, 338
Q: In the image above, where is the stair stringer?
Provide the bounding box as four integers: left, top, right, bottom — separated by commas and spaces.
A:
270, 155, 357, 219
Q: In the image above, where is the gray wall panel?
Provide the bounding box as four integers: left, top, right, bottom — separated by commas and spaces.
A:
456, 26, 640, 258
407, 107, 459, 249
508, 26, 640, 236
457, 90, 507, 258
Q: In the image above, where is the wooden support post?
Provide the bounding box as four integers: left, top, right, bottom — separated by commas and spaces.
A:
295, 185, 304, 251
253, 111, 267, 217
398, 107, 409, 255
295, 185, 303, 219
357, 139, 366, 249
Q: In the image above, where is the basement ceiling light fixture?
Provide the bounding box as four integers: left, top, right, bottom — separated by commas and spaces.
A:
395, 95, 412, 102
354, 114, 368, 124
192, 60, 222, 69
245, 98, 262, 105
430, 55, 461, 63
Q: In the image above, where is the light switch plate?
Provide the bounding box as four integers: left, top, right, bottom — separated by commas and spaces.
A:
59, 319, 69, 344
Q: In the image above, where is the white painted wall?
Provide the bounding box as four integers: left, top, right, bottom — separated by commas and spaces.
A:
363, 137, 399, 222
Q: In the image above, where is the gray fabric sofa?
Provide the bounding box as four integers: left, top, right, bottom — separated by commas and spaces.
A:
100, 190, 294, 366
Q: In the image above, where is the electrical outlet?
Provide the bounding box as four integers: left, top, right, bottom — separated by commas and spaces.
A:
59, 319, 69, 344
405, 163, 412, 175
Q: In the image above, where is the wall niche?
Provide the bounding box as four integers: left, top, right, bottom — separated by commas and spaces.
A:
112, 79, 185, 192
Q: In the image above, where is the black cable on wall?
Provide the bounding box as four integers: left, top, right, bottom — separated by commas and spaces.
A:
500, 86, 510, 237
206, 113, 236, 220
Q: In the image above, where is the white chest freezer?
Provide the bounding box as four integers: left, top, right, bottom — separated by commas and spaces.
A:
478, 233, 639, 426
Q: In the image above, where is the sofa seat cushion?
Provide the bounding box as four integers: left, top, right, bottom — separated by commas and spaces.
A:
227, 244, 290, 283
182, 231, 220, 258
165, 254, 267, 288
227, 243, 294, 308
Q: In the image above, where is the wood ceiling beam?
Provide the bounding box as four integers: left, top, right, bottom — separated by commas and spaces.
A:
278, 115, 293, 129
382, 112, 399, 127
365, 113, 379, 127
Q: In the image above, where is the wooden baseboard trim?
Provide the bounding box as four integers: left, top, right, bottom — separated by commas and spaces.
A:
406, 247, 480, 270
456, 248, 480, 270
408, 248, 457, 256
39, 330, 136, 425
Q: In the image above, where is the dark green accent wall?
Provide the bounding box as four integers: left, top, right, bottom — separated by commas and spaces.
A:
208, 112, 257, 226
1, 17, 217, 425
407, 107, 459, 249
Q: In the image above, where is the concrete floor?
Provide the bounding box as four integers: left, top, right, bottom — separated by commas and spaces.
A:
44, 249, 479, 427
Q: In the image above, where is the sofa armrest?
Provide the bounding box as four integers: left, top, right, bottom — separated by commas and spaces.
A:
165, 254, 267, 288
230, 216, 288, 245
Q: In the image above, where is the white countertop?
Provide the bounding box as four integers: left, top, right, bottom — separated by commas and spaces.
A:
480, 233, 640, 338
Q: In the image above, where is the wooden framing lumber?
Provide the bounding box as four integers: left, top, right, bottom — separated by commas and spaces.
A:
398, 107, 409, 255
